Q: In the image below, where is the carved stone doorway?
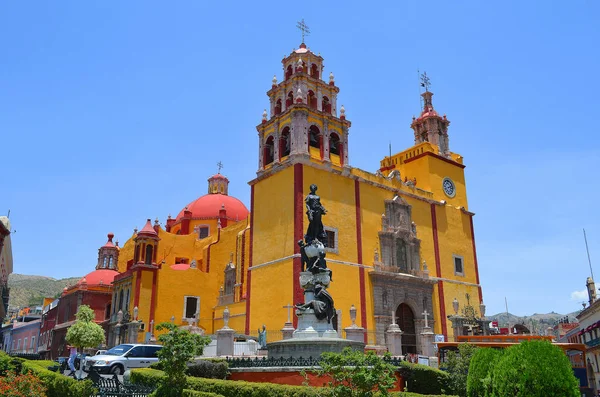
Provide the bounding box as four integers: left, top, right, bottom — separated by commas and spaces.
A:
396, 303, 416, 354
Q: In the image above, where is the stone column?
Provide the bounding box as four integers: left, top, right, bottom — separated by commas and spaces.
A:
386, 313, 403, 356
258, 132, 264, 169
128, 322, 141, 344
216, 307, 234, 356
273, 131, 280, 163
344, 304, 365, 343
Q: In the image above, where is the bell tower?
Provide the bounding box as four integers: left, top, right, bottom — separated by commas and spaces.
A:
410, 74, 451, 157
257, 41, 351, 173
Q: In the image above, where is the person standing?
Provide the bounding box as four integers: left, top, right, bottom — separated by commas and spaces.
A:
67, 344, 77, 376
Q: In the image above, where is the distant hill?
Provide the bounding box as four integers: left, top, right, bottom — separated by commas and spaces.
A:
8, 274, 82, 308
485, 311, 580, 332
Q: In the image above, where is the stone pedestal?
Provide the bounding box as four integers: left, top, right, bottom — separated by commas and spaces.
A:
282, 322, 295, 340
216, 327, 235, 356
128, 322, 141, 344
429, 356, 439, 369
268, 272, 364, 359
345, 325, 365, 343
420, 327, 435, 357
386, 323, 403, 356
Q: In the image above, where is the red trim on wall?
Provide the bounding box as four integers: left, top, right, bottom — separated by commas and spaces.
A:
469, 215, 483, 303
355, 180, 367, 341
404, 151, 466, 169
245, 185, 254, 334
437, 280, 448, 339
430, 204, 448, 338
240, 227, 246, 302
149, 270, 158, 325
293, 163, 304, 328
133, 270, 141, 308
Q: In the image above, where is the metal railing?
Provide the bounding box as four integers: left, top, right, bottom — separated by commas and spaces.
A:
226, 355, 408, 368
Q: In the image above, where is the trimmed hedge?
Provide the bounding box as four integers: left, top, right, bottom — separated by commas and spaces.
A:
466, 348, 503, 397
21, 360, 97, 397
187, 359, 230, 380
183, 390, 225, 397
391, 394, 458, 397
132, 368, 458, 397
396, 361, 454, 395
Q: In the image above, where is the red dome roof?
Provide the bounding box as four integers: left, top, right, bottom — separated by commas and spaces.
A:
78, 269, 119, 287
176, 194, 249, 221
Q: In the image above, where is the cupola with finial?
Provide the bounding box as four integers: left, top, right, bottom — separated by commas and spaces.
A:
410, 72, 451, 156
97, 232, 120, 270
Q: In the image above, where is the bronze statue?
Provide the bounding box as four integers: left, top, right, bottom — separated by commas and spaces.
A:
295, 284, 336, 324
298, 239, 332, 281
305, 184, 327, 245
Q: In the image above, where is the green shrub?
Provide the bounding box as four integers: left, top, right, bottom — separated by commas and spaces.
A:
187, 359, 230, 379
390, 393, 458, 397
0, 351, 16, 376
396, 361, 453, 395
21, 361, 97, 397
490, 340, 579, 397
182, 390, 225, 397
444, 344, 477, 397
131, 368, 166, 388
466, 348, 503, 397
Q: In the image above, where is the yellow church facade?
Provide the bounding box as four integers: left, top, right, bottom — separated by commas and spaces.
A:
107, 42, 483, 352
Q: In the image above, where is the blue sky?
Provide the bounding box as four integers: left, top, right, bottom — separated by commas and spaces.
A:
1, 1, 599, 317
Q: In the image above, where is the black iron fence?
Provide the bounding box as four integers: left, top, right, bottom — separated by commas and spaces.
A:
226, 355, 407, 368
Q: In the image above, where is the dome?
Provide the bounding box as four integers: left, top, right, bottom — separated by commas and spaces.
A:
176, 194, 249, 221
78, 269, 119, 287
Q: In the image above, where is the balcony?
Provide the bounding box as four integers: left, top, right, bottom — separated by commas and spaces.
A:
585, 337, 600, 348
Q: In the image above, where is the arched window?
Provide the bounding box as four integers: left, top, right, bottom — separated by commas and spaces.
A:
286, 65, 293, 80
108, 256, 113, 268
103, 256, 108, 268
329, 133, 340, 156
307, 90, 317, 109
286, 91, 294, 108
118, 290, 123, 311
280, 127, 291, 158
264, 136, 275, 166
322, 96, 331, 114
275, 99, 282, 115
134, 245, 140, 263
310, 63, 319, 79
145, 244, 153, 265
308, 125, 322, 158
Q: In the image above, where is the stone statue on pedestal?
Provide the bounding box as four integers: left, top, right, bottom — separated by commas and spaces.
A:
258, 325, 267, 349
305, 184, 327, 244
295, 284, 336, 324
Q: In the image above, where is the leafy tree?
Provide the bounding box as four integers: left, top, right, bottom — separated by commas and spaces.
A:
466, 348, 503, 397
307, 347, 397, 396
490, 340, 579, 397
444, 343, 478, 397
154, 322, 211, 397
65, 305, 105, 379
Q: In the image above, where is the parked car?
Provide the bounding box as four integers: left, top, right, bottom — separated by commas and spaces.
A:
80, 350, 107, 372
86, 344, 162, 375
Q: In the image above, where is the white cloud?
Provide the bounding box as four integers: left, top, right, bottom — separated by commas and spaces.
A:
571, 289, 588, 302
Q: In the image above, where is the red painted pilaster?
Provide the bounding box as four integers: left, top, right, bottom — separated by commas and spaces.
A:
149, 270, 158, 325
430, 204, 448, 339
293, 163, 304, 328
245, 185, 255, 334
355, 180, 367, 342
469, 215, 483, 303
133, 270, 142, 308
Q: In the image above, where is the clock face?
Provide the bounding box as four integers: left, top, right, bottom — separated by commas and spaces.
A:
442, 177, 456, 198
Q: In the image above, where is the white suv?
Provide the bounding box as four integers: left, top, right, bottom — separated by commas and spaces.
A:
86, 344, 162, 375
